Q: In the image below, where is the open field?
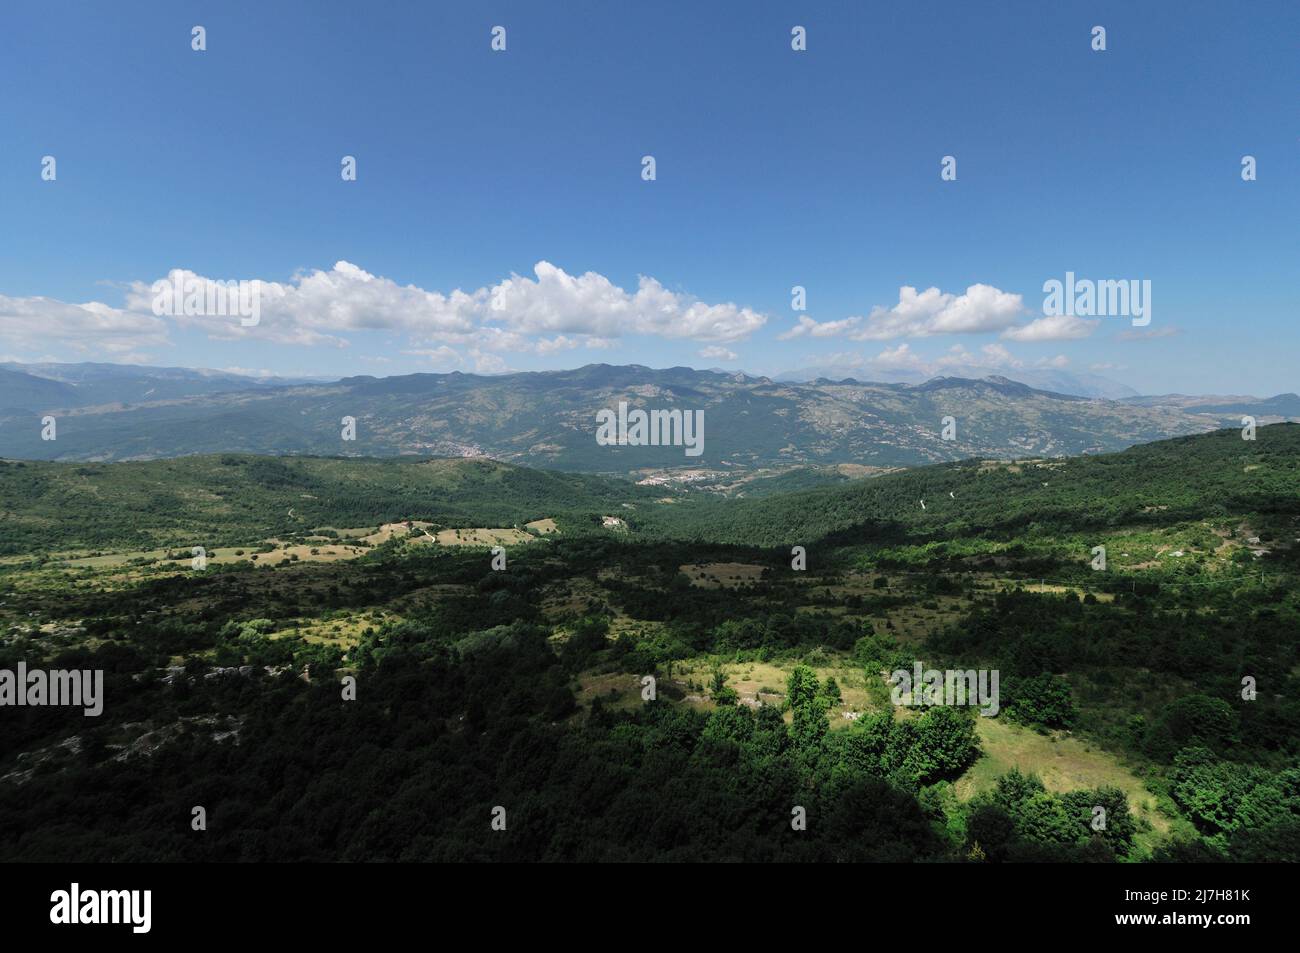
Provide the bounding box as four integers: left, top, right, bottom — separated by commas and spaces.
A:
958, 718, 1171, 839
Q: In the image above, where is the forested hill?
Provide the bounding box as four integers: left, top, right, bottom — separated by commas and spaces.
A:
0, 454, 660, 554
638, 424, 1300, 547
3, 424, 1297, 556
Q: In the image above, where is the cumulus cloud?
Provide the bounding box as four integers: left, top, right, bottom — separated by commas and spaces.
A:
853, 284, 1025, 340
2, 261, 766, 362
773, 284, 1028, 342
870, 343, 927, 369
0, 294, 169, 354
123, 263, 479, 348
116, 260, 766, 350
1001, 313, 1099, 342
777, 284, 1107, 344
778, 315, 863, 341
485, 262, 764, 343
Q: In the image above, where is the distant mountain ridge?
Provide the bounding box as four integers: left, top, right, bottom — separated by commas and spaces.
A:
776, 362, 1141, 400
0, 361, 320, 411
1120, 391, 1300, 418
0, 362, 1295, 472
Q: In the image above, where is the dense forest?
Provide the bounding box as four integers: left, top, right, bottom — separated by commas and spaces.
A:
1, 426, 1297, 861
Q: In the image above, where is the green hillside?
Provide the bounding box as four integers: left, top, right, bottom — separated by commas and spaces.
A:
641, 424, 1300, 547
0, 453, 660, 554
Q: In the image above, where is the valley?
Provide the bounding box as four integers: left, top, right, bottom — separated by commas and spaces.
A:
1, 425, 1296, 861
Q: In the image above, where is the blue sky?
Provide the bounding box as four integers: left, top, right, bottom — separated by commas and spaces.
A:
0, 0, 1296, 394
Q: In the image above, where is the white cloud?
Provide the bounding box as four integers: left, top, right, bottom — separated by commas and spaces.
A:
1001, 313, 1099, 342
773, 285, 1026, 342
699, 345, 738, 361
124, 264, 478, 348
0, 294, 169, 354
852, 284, 1024, 340
402, 346, 463, 369
534, 335, 583, 355
2, 261, 766, 362
806, 342, 1069, 379
871, 343, 927, 369
778, 315, 863, 340
485, 262, 765, 343
112, 260, 767, 350
930, 343, 1067, 371
947, 342, 1020, 368
469, 350, 510, 374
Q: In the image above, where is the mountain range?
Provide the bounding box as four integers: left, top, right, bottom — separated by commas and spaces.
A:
0, 362, 1295, 472
775, 361, 1141, 400
0, 362, 320, 409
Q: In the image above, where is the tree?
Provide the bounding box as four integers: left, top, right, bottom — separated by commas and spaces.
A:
1008, 674, 1077, 729
1144, 694, 1235, 760
787, 664, 827, 755
822, 676, 843, 707
709, 662, 737, 705
906, 706, 979, 784
752, 704, 790, 759
701, 705, 754, 747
